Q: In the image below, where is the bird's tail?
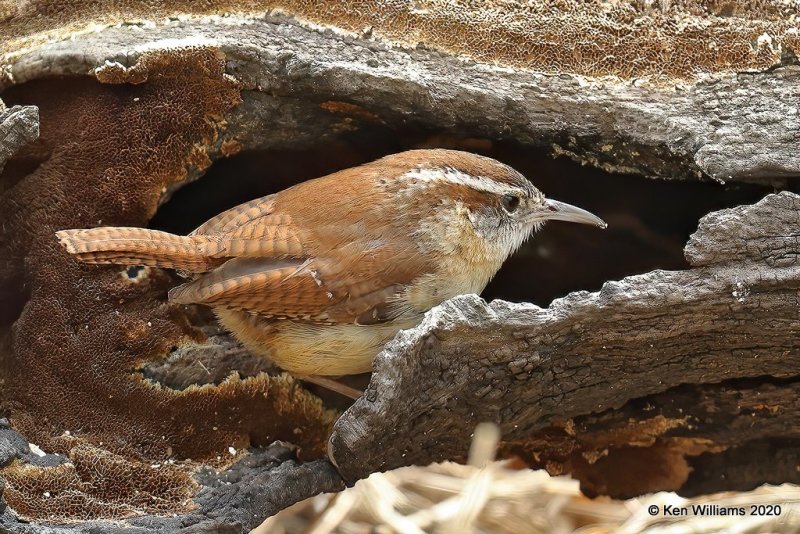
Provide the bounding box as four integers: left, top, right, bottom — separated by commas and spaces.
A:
56, 227, 222, 272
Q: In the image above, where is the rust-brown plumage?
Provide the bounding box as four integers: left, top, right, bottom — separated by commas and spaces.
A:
57, 149, 606, 376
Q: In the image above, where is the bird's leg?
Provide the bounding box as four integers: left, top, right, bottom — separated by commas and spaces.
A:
295, 374, 363, 400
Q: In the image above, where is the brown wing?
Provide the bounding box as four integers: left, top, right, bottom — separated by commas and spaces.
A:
190, 196, 306, 260
191, 196, 277, 235
173, 195, 431, 324
169, 248, 422, 324
169, 257, 336, 321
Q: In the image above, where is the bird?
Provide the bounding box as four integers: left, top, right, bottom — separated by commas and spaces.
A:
56, 149, 606, 393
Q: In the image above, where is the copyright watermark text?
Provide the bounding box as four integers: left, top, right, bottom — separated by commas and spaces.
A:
647, 504, 782, 517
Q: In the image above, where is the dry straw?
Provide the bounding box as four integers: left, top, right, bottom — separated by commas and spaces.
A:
256, 424, 800, 533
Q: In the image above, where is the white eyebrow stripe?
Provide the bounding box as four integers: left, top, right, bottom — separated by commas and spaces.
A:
399, 167, 520, 196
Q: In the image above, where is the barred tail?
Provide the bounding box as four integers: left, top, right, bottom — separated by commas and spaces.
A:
55, 227, 223, 272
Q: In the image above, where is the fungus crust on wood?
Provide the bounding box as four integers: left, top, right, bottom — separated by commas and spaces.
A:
1, 1, 798, 81
506, 378, 800, 497
2, 444, 196, 521
1, 2, 799, 530
0, 47, 335, 522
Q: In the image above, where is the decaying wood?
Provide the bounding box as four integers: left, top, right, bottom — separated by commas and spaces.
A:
0, 105, 39, 174
330, 191, 800, 495
1, 6, 799, 533
4, 15, 799, 185
0, 421, 344, 533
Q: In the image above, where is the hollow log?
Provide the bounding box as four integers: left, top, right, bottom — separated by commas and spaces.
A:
330, 191, 800, 497
1, 2, 798, 532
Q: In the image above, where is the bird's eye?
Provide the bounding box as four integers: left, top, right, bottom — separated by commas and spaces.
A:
501, 194, 520, 213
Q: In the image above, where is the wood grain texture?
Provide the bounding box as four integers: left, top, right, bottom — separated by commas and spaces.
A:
2, 8, 799, 533
329, 192, 800, 496
3, 15, 799, 185
0, 105, 39, 175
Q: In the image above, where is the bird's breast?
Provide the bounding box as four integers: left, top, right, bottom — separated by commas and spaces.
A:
215, 308, 421, 376
403, 253, 500, 312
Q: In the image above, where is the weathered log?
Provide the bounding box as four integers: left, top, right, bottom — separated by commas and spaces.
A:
3, 13, 800, 184
0, 420, 344, 533
0, 105, 39, 174
1, 2, 799, 532
330, 191, 800, 496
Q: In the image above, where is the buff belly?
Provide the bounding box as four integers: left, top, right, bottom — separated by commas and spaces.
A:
215, 309, 421, 376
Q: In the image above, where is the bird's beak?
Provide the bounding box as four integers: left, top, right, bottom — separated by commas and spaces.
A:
528, 199, 607, 229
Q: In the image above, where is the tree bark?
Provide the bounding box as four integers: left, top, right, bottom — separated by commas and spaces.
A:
4, 16, 800, 184
1, 6, 799, 533
330, 191, 800, 497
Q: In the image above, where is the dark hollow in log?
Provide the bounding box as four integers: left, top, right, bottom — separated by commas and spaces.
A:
150, 139, 777, 309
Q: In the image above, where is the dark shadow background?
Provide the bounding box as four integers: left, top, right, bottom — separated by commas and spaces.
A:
151, 126, 776, 307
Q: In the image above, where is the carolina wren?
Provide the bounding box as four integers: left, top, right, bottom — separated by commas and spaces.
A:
57, 149, 606, 377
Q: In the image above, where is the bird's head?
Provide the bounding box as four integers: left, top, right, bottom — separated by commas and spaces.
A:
386, 149, 606, 263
